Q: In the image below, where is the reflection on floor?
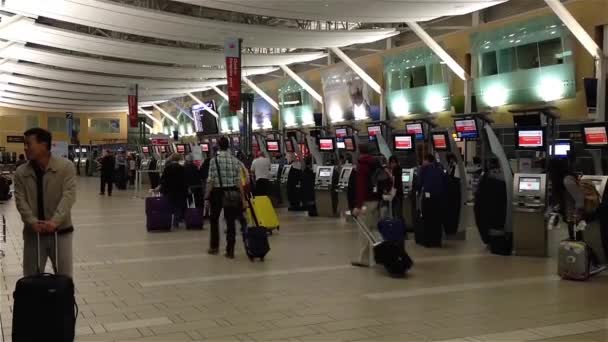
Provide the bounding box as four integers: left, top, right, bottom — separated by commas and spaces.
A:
1, 178, 607, 341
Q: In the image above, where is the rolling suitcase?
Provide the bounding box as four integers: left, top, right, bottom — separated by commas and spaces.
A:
243, 195, 270, 261
12, 232, 78, 342
352, 215, 413, 277
246, 195, 280, 230
558, 223, 605, 281
146, 195, 172, 232
184, 194, 204, 230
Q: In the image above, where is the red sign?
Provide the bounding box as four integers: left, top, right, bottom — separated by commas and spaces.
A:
128, 84, 138, 128
518, 130, 543, 147
151, 138, 169, 145
455, 119, 475, 133
368, 126, 381, 137
433, 134, 447, 149
200, 144, 210, 152
267, 141, 279, 152
335, 128, 347, 138
584, 127, 608, 145
319, 139, 334, 151
176, 145, 185, 154
225, 38, 242, 113
344, 138, 354, 151
394, 136, 412, 150
406, 123, 423, 136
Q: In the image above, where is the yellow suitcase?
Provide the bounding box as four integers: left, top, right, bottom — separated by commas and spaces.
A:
247, 196, 280, 230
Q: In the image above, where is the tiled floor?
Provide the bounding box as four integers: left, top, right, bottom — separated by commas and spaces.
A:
1, 177, 608, 341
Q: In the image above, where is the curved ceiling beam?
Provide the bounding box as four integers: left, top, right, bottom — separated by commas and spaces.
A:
0, 18, 327, 67
3, 0, 398, 48
176, 0, 507, 23
0, 61, 226, 89
0, 83, 170, 102
0, 98, 129, 112
0, 91, 163, 106
0, 45, 277, 79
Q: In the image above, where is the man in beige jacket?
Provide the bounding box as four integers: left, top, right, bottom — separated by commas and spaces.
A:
14, 128, 77, 277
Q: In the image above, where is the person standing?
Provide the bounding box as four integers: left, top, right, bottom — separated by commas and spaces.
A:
128, 154, 137, 187
351, 144, 381, 267
183, 154, 203, 208
416, 154, 447, 247
14, 128, 76, 277
250, 152, 271, 196
99, 150, 115, 196
115, 151, 127, 190
388, 156, 404, 223
204, 137, 246, 259
148, 155, 160, 189
160, 154, 187, 228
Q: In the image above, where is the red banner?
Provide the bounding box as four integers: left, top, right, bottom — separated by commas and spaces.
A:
225, 38, 242, 113
128, 84, 138, 128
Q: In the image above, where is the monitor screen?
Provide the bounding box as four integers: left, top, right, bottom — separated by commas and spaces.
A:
75, 148, 80, 153
402, 173, 411, 183
336, 141, 345, 149
583, 125, 608, 147
318, 167, 332, 178
519, 177, 541, 192
454, 119, 479, 139
367, 125, 381, 141
266, 140, 280, 152
551, 140, 571, 157
81, 148, 87, 153
406, 123, 425, 140
432, 133, 449, 151
232, 136, 240, 145
192, 100, 218, 134
394, 135, 413, 151
200, 143, 210, 152
159, 146, 167, 153
142, 146, 149, 153
517, 129, 544, 149
335, 128, 347, 139
344, 137, 355, 151
284, 140, 294, 152
319, 138, 335, 151
176, 144, 186, 153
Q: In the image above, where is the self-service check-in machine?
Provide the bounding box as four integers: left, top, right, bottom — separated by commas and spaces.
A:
401, 168, 416, 231
581, 175, 608, 265
335, 165, 354, 216
512, 174, 548, 257
314, 165, 338, 217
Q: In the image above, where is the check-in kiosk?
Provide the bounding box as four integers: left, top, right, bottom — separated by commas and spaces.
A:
140, 146, 151, 170
314, 165, 338, 217
335, 165, 354, 216
581, 123, 607, 175
77, 146, 89, 176
401, 168, 416, 229
265, 139, 284, 206
512, 174, 548, 257
581, 175, 608, 265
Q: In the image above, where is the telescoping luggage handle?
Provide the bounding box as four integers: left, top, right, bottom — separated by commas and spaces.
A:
349, 212, 381, 246
246, 193, 261, 228
36, 232, 59, 274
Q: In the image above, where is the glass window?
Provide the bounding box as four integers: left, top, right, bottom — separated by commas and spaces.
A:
389, 70, 402, 92
281, 92, 303, 108
481, 51, 498, 76
427, 63, 444, 85
516, 42, 540, 70
90, 118, 120, 133
538, 38, 564, 66
47, 117, 67, 132
497, 47, 517, 74
410, 66, 428, 88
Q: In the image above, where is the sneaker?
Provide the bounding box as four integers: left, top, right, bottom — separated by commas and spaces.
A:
207, 248, 219, 255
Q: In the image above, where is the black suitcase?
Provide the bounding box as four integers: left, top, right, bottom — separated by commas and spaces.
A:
242, 196, 270, 261
12, 233, 78, 342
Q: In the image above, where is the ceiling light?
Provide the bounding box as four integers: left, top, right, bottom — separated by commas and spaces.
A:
391, 96, 410, 117
483, 84, 509, 107
537, 77, 566, 102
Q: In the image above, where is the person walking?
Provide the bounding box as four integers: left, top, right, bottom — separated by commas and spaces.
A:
99, 150, 115, 196
160, 153, 187, 228
250, 152, 271, 196
14, 128, 77, 277
388, 156, 404, 224
351, 144, 382, 267
204, 137, 246, 259
128, 154, 137, 187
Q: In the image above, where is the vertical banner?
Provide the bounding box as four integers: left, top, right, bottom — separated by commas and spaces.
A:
128, 84, 138, 127
66, 112, 74, 141
225, 37, 242, 113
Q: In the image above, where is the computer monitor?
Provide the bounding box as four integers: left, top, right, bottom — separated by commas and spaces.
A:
393, 135, 414, 151
454, 119, 479, 140
200, 143, 210, 153
515, 128, 545, 150
319, 138, 335, 152
141, 146, 150, 154
431, 132, 449, 151
406, 123, 425, 140
336, 141, 346, 149
335, 128, 347, 139
176, 144, 186, 154
402, 173, 411, 183
518, 177, 541, 192
266, 140, 280, 152
284, 139, 294, 153
550, 140, 571, 158
367, 125, 381, 142
344, 137, 356, 151
582, 124, 608, 148
318, 167, 332, 178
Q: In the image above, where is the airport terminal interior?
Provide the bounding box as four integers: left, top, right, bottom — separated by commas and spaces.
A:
1, 0, 608, 341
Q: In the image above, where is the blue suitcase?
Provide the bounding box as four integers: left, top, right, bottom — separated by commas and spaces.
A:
378, 218, 406, 242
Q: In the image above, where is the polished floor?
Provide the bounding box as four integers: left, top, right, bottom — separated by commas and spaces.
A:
1, 177, 607, 341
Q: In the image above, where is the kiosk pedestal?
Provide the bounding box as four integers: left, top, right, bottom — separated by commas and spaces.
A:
513, 174, 548, 257
401, 168, 416, 231
314, 166, 338, 217
336, 166, 354, 216
581, 175, 608, 265
268, 164, 282, 207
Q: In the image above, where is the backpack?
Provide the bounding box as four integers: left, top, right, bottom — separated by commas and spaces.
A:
368, 161, 392, 198
579, 179, 601, 216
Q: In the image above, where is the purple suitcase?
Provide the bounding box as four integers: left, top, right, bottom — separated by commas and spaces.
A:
145, 196, 170, 215
184, 208, 203, 230
146, 210, 172, 232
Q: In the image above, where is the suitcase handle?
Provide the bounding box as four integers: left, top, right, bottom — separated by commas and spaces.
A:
349, 212, 381, 245
246, 195, 261, 227
36, 231, 59, 274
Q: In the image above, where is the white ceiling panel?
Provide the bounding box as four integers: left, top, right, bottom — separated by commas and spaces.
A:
0, 84, 170, 102
0, 91, 162, 106
179, 0, 507, 23
1, 45, 277, 79
0, 18, 327, 67
0, 98, 129, 112
3, 0, 398, 48
0, 61, 226, 89
0, 74, 208, 96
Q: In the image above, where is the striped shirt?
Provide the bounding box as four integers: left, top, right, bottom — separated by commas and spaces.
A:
207, 151, 241, 188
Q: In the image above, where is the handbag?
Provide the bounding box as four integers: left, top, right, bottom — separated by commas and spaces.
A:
214, 157, 241, 208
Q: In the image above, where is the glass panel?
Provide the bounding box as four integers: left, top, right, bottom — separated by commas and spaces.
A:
25, 116, 39, 129
516, 42, 540, 70
538, 37, 564, 66
48, 117, 67, 132
90, 118, 120, 133
410, 66, 428, 87
390, 70, 402, 92
427, 63, 444, 85
481, 51, 498, 76
497, 48, 517, 74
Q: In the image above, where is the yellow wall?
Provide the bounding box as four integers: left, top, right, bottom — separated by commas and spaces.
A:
0, 107, 128, 153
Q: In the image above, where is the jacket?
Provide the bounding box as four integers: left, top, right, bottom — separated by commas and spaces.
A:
14, 155, 76, 233
160, 162, 187, 200
100, 155, 115, 176
354, 154, 380, 209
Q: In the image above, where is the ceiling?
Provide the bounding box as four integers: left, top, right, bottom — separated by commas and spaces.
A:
0, 0, 506, 115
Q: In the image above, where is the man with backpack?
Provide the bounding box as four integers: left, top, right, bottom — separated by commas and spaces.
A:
351, 144, 383, 267
416, 154, 448, 248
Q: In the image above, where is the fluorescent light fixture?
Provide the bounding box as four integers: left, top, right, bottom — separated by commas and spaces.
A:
483, 84, 509, 107
279, 64, 323, 104
280, 100, 301, 106
425, 93, 446, 113
329, 103, 344, 123
537, 77, 566, 102
302, 110, 315, 126
243, 76, 279, 110
406, 22, 468, 81
391, 96, 410, 117
284, 112, 297, 127
187, 93, 219, 118
330, 47, 383, 95
544, 0, 602, 58
152, 104, 178, 124
138, 106, 162, 125
211, 85, 229, 101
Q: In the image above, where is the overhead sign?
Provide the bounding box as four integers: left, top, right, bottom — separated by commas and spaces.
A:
225, 37, 242, 113
66, 112, 74, 139
6, 136, 24, 143
128, 84, 138, 128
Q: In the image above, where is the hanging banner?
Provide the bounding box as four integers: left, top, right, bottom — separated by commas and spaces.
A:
128, 84, 138, 127
66, 112, 74, 140
225, 37, 242, 113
